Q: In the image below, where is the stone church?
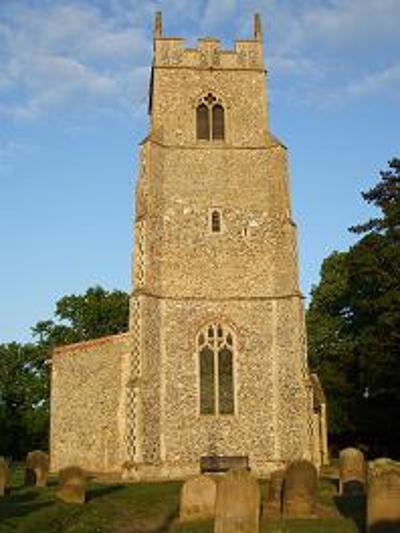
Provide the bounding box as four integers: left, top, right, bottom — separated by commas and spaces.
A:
50, 13, 328, 480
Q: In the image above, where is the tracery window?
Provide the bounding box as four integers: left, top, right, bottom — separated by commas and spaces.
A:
196, 93, 225, 141
198, 324, 235, 415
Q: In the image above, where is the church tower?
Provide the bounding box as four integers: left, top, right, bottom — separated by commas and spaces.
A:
125, 13, 327, 478
50, 12, 327, 479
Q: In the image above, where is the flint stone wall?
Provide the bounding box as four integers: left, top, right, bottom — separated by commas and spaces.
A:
50, 333, 130, 473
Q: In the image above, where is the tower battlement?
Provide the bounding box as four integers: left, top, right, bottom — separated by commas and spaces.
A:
153, 12, 265, 71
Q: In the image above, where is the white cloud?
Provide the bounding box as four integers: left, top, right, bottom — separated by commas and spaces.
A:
245, 0, 400, 106
346, 63, 400, 98
0, 0, 399, 121
302, 0, 400, 49
0, 1, 151, 120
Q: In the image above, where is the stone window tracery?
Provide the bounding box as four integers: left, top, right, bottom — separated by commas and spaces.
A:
198, 324, 235, 415
196, 93, 225, 141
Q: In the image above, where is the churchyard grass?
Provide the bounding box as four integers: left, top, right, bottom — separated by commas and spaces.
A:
0, 466, 359, 532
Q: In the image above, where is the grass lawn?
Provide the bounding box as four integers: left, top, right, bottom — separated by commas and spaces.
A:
0, 466, 363, 532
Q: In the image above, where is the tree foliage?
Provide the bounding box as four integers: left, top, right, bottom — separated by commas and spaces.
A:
0, 286, 129, 458
32, 285, 129, 347
307, 158, 400, 457
0, 343, 49, 458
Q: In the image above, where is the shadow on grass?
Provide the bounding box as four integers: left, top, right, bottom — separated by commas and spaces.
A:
86, 484, 124, 501
369, 521, 400, 533
0, 499, 55, 524
1, 490, 41, 505
334, 488, 366, 533
167, 519, 213, 533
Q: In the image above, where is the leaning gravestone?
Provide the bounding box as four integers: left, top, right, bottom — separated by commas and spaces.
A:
263, 469, 284, 519
57, 466, 87, 504
339, 447, 366, 495
283, 460, 318, 518
0, 457, 8, 497
367, 458, 400, 533
25, 450, 49, 487
180, 474, 216, 522
214, 469, 260, 533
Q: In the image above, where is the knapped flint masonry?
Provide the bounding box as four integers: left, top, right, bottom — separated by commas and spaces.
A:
50, 13, 328, 479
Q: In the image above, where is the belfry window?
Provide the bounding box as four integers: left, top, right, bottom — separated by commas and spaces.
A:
196, 94, 225, 141
198, 324, 235, 415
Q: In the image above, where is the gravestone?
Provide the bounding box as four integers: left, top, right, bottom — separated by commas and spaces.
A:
263, 470, 284, 519
0, 457, 8, 497
57, 466, 87, 504
339, 447, 366, 495
180, 474, 216, 522
283, 460, 318, 518
367, 458, 400, 533
214, 468, 260, 533
25, 450, 49, 487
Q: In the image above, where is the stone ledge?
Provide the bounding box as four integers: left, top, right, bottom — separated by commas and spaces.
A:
53, 332, 129, 355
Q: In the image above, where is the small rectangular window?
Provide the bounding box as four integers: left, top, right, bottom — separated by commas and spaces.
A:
210, 210, 221, 233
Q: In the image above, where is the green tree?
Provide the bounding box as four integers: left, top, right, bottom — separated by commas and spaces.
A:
0, 286, 129, 458
0, 342, 49, 458
346, 159, 400, 454
32, 285, 129, 347
307, 252, 356, 439
307, 158, 400, 456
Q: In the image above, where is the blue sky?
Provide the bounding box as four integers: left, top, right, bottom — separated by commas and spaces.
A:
1, 0, 399, 343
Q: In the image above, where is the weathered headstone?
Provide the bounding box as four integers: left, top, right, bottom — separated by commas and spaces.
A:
214, 468, 260, 533
25, 450, 49, 487
367, 458, 400, 533
180, 474, 216, 522
339, 447, 366, 495
283, 460, 318, 518
0, 457, 8, 497
263, 469, 284, 519
57, 466, 87, 504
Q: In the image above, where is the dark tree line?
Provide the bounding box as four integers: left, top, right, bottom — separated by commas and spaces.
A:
307, 158, 400, 458
0, 286, 129, 458
1, 160, 399, 459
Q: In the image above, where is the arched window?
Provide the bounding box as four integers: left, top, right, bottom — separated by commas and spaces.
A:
212, 104, 225, 140
196, 104, 209, 140
196, 94, 225, 141
198, 324, 235, 415
211, 209, 221, 233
